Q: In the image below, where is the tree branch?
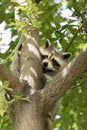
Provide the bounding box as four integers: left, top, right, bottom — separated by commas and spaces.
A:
65, 19, 87, 51
41, 46, 87, 112
0, 65, 23, 94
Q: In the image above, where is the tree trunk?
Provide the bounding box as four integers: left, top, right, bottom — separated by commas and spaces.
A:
11, 93, 45, 130
10, 31, 44, 130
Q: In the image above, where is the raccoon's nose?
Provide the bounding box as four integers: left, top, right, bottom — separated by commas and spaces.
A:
43, 62, 48, 67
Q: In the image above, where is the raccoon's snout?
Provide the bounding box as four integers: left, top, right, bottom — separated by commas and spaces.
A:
43, 62, 48, 67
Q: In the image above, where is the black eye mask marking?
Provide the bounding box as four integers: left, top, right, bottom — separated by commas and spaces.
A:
63, 53, 71, 59
41, 55, 48, 59
52, 58, 60, 67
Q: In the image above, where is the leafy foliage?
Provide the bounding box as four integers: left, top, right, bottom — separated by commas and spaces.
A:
52, 72, 87, 130
0, 0, 87, 130
0, 81, 11, 130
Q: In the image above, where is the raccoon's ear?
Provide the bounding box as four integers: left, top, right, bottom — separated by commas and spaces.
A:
62, 52, 72, 60
45, 39, 51, 48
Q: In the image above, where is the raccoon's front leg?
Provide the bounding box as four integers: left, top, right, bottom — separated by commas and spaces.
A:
5, 43, 22, 101
43, 74, 52, 84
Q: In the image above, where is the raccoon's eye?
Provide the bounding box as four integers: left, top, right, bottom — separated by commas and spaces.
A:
52, 58, 60, 67
41, 55, 48, 59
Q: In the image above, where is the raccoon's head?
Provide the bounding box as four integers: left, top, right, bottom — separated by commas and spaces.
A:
40, 39, 71, 75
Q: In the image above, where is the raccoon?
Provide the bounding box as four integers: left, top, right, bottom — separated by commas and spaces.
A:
40, 39, 71, 84
40, 39, 71, 130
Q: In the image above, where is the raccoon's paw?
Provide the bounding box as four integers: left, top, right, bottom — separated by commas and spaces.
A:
44, 74, 52, 83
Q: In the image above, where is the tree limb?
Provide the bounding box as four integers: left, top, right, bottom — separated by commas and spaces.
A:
0, 65, 23, 94
41, 46, 87, 112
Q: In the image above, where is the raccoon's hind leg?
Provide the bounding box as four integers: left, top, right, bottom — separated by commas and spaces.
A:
45, 115, 52, 130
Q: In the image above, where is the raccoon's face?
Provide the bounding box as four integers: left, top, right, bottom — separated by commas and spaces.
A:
40, 39, 71, 75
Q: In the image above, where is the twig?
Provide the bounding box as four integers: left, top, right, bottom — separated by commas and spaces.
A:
0, 33, 23, 65
65, 19, 87, 52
